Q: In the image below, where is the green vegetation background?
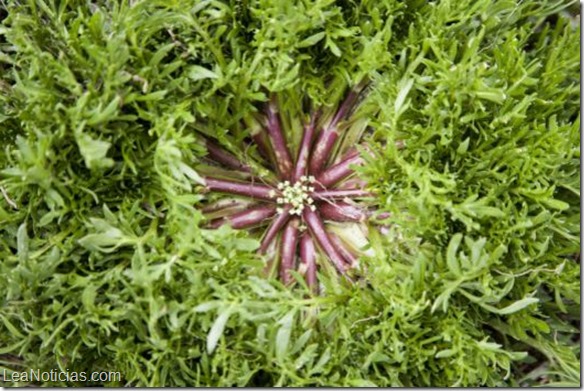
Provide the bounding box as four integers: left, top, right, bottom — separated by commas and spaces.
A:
0, 0, 580, 387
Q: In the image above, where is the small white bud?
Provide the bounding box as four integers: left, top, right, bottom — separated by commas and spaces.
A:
298, 263, 308, 274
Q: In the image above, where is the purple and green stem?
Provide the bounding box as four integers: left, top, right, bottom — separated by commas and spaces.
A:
329, 233, 357, 265
259, 205, 291, 254
205, 139, 252, 173
303, 208, 347, 274
209, 205, 276, 229
318, 201, 368, 222
316, 150, 364, 188
205, 177, 276, 200
265, 99, 294, 179
312, 189, 372, 200
280, 217, 300, 284
293, 114, 317, 181
308, 87, 363, 175
299, 233, 317, 292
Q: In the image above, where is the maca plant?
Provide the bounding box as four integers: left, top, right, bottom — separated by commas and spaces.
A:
0, 0, 580, 388
198, 83, 389, 288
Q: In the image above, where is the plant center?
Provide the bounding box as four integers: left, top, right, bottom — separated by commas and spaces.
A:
271, 175, 316, 215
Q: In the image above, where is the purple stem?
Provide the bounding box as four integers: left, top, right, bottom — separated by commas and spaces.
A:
205, 177, 276, 200
302, 208, 347, 274
299, 233, 317, 292
246, 114, 275, 165
312, 189, 372, 200
373, 211, 391, 221
280, 217, 300, 284
259, 206, 291, 254
337, 177, 368, 190
205, 140, 252, 173
316, 151, 363, 188
265, 99, 293, 179
318, 201, 368, 222
308, 128, 339, 176
202, 198, 251, 214
308, 88, 362, 175
293, 114, 317, 181
329, 233, 357, 265
209, 205, 277, 229
251, 132, 273, 162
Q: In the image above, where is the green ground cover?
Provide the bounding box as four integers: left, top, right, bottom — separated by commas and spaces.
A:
0, 0, 580, 386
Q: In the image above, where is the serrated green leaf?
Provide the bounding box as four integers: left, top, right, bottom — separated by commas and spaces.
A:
82, 285, 97, 310
0, 315, 25, 338
76, 133, 114, 170
207, 306, 233, 354
542, 198, 569, 211
298, 32, 325, 48
496, 297, 539, 315
294, 343, 318, 370
446, 233, 462, 275
275, 309, 295, 361
87, 96, 121, 125
395, 78, 414, 114
189, 65, 218, 81
233, 238, 259, 251
17, 223, 28, 262
193, 302, 220, 313
477, 340, 502, 351
457, 138, 470, 154
311, 347, 331, 374
435, 349, 456, 358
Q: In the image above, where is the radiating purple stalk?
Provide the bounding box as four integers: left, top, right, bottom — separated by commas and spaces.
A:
205, 177, 276, 200
293, 114, 317, 181
299, 233, 317, 292
318, 201, 368, 222
205, 140, 252, 173
302, 208, 347, 274
251, 132, 273, 163
308, 87, 362, 175
337, 177, 368, 190
246, 114, 275, 165
209, 205, 277, 229
330, 89, 361, 129
312, 189, 372, 200
280, 218, 300, 284
266, 99, 293, 179
329, 233, 357, 265
259, 206, 291, 254
373, 211, 391, 221
202, 198, 252, 214
316, 151, 363, 188
308, 127, 339, 176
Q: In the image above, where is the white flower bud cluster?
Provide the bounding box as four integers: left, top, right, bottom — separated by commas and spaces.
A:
272, 176, 316, 215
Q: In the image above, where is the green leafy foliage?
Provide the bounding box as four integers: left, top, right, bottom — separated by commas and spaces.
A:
0, 0, 579, 387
